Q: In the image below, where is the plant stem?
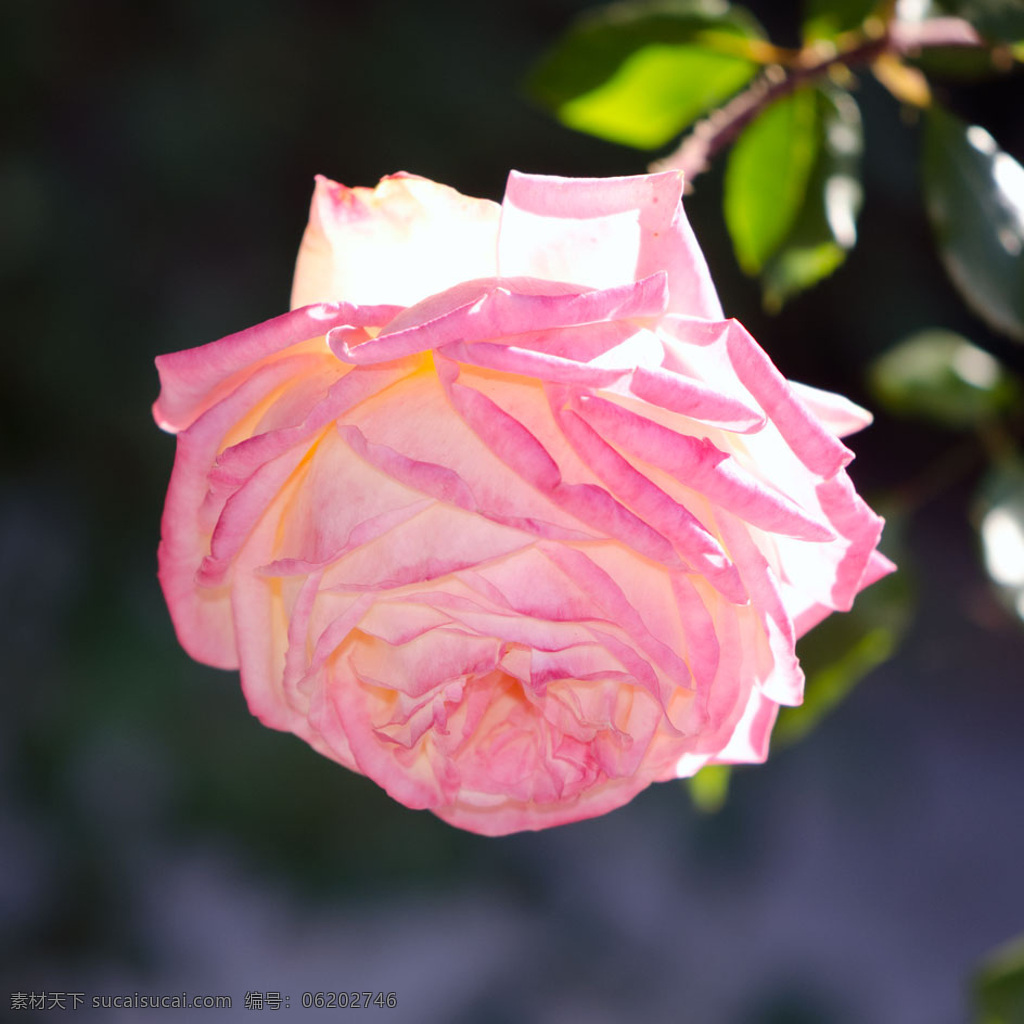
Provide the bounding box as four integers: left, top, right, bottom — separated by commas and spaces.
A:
653, 16, 983, 183
887, 437, 981, 519
886, 412, 1024, 519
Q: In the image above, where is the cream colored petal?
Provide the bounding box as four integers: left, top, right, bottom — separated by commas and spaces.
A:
290, 173, 501, 309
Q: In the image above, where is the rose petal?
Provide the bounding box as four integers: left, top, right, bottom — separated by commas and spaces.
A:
789, 381, 874, 438
327, 273, 668, 365
154, 303, 398, 433
498, 170, 723, 318
291, 173, 501, 309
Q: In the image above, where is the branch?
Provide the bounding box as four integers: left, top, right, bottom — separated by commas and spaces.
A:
652, 16, 984, 184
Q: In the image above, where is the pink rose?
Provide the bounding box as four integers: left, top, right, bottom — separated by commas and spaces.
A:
154, 170, 892, 836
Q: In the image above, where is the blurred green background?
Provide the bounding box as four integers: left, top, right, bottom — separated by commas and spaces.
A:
3, 1, 1024, 1021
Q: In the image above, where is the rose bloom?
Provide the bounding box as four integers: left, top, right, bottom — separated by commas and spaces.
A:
154, 170, 892, 835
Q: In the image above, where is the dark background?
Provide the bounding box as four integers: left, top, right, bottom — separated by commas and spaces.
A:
3, 1, 1024, 1021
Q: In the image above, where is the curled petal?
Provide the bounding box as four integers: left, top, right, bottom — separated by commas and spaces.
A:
573, 394, 835, 542
721, 319, 854, 477
154, 303, 399, 433
327, 273, 668, 366
789, 381, 873, 438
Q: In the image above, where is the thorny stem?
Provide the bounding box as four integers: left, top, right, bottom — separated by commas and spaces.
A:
653, 16, 984, 184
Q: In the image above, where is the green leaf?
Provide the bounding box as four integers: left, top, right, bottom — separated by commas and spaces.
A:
802, 0, 878, 42
923, 105, 1024, 342
934, 0, 1024, 42
973, 933, 1024, 1024
868, 329, 1021, 428
909, 42, 1014, 81
762, 86, 863, 309
526, 0, 764, 150
774, 558, 912, 748
724, 86, 821, 275
976, 460, 1024, 626
686, 763, 732, 812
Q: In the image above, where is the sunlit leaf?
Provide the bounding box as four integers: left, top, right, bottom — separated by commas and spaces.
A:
976, 460, 1024, 626
774, 558, 913, 748
973, 932, 1024, 1024
802, 0, 878, 41
868, 329, 1021, 427
724, 86, 820, 275
686, 763, 732, 812
934, 0, 1024, 42
526, 0, 765, 149
923, 105, 1024, 342
762, 86, 863, 309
